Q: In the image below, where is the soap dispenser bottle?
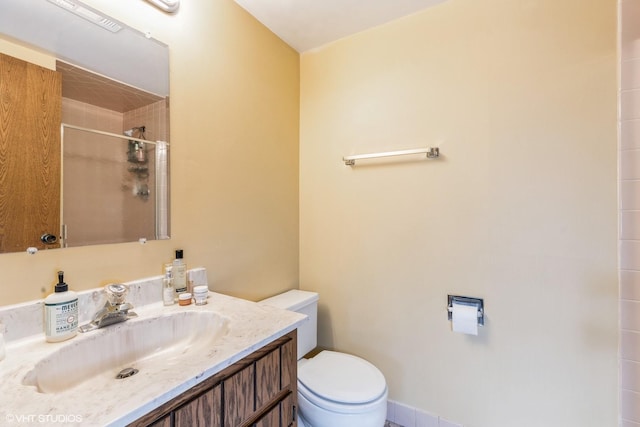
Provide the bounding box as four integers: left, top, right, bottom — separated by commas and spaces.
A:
44, 271, 78, 343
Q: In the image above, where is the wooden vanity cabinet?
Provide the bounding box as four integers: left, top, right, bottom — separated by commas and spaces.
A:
130, 330, 297, 427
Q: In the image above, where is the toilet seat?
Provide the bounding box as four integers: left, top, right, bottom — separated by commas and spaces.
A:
298, 351, 387, 408
298, 380, 388, 415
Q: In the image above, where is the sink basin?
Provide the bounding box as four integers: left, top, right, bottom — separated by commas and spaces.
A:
22, 310, 229, 394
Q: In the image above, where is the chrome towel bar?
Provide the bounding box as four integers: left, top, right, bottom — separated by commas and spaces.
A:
343, 147, 439, 166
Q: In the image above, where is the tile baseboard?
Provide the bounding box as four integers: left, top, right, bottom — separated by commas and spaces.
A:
386, 400, 463, 427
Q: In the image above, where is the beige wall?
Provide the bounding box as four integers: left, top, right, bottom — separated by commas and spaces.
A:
0, 0, 299, 304
619, 0, 640, 424
300, 0, 618, 426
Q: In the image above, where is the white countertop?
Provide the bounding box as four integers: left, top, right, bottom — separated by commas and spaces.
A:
0, 291, 306, 427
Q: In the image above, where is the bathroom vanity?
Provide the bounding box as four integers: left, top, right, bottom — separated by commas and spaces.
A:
131, 330, 297, 427
0, 270, 305, 427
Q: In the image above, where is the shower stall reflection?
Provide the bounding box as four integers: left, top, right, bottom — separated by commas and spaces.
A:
61, 124, 170, 247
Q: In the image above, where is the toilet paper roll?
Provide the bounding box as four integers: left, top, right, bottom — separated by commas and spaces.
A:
451, 301, 478, 335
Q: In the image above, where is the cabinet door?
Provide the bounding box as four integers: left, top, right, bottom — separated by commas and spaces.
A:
174, 385, 222, 427
224, 365, 254, 427
280, 339, 295, 392
256, 348, 280, 410
253, 404, 280, 427
0, 53, 61, 252
280, 393, 295, 427
280, 338, 297, 427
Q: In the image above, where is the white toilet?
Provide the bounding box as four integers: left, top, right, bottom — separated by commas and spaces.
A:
259, 290, 388, 427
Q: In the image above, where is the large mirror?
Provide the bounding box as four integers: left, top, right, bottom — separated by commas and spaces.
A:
0, 0, 170, 253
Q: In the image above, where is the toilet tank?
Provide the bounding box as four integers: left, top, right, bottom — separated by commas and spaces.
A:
259, 290, 318, 359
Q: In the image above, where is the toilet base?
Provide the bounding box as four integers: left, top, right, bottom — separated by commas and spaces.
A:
297, 414, 309, 427
296, 386, 388, 427
297, 412, 386, 427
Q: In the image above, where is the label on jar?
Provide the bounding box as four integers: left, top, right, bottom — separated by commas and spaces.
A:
44, 299, 78, 337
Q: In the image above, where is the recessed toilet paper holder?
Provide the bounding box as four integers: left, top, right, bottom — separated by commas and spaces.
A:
447, 295, 484, 326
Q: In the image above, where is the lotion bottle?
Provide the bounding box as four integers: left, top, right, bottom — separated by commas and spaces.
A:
44, 271, 78, 343
162, 265, 175, 306
172, 249, 187, 297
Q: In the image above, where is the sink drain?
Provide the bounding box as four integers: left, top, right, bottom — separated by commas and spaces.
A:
115, 367, 139, 379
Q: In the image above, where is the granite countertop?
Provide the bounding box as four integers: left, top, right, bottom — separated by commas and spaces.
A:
0, 290, 306, 427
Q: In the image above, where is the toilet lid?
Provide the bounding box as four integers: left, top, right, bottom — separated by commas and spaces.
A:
298, 351, 386, 404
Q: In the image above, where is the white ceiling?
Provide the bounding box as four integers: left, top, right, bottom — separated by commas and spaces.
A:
233, 0, 446, 52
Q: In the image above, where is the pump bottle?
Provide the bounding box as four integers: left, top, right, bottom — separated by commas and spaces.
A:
44, 271, 78, 342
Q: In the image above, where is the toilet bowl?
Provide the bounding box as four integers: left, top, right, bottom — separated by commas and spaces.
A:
296, 351, 388, 427
259, 290, 388, 427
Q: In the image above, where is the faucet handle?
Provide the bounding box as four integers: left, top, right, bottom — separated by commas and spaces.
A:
105, 283, 128, 305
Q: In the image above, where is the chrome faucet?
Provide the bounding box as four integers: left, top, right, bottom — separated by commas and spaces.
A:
79, 284, 137, 333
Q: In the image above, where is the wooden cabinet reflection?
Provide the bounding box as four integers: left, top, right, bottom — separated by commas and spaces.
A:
0, 53, 61, 253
